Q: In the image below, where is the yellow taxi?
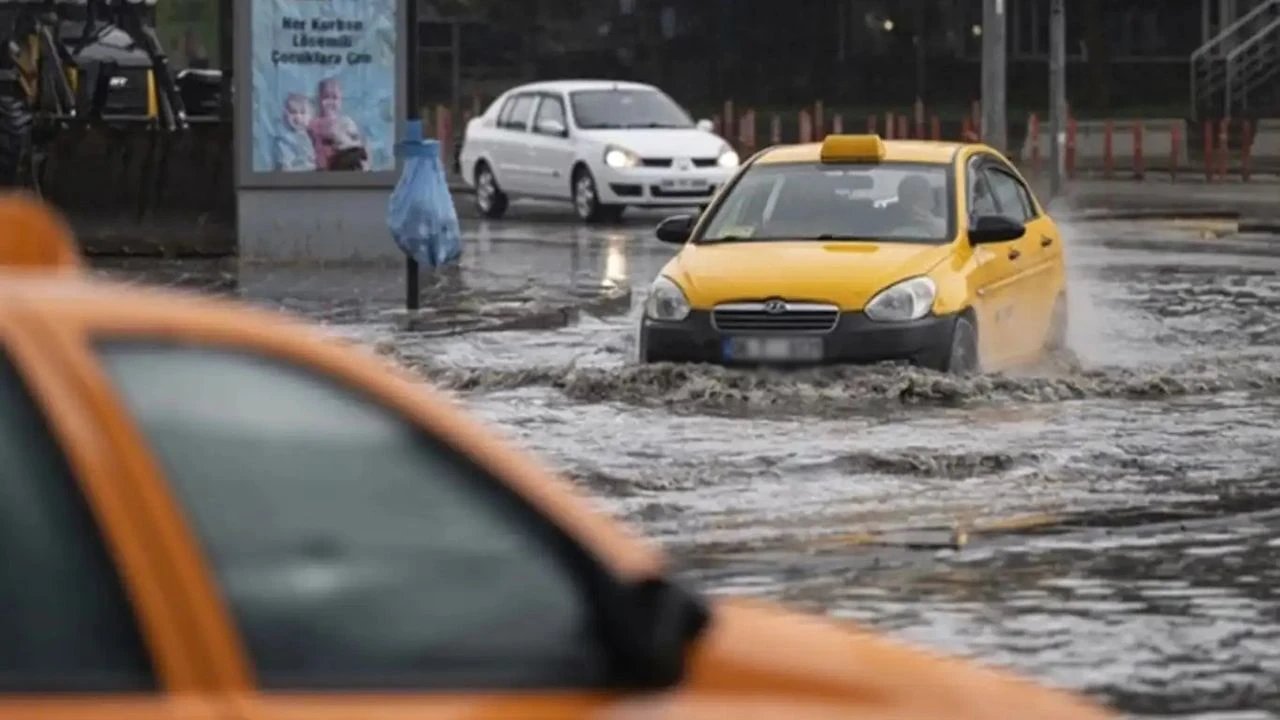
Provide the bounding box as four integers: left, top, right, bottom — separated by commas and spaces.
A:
639, 134, 1067, 373
0, 194, 1109, 719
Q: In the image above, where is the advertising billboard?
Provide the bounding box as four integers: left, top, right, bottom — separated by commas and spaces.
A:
250, 0, 397, 174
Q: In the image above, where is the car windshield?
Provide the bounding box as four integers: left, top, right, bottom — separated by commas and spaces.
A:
569, 89, 694, 129
700, 162, 954, 244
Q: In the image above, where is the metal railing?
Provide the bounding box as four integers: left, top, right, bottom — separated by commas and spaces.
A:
1190, 0, 1280, 117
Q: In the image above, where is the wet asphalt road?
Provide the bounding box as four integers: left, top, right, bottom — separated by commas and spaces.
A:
97, 201, 1280, 719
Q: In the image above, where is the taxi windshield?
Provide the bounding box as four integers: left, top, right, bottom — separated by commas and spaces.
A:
699, 162, 954, 244
569, 89, 694, 129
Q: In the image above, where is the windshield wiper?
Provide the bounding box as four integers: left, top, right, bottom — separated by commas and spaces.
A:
700, 235, 752, 243
626, 122, 688, 128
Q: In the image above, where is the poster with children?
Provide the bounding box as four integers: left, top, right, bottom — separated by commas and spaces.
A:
250, 0, 396, 173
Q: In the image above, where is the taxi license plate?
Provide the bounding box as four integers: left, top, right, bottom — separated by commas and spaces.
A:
723, 336, 824, 363
661, 178, 708, 190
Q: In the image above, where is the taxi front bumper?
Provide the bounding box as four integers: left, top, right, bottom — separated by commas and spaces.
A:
639, 311, 959, 369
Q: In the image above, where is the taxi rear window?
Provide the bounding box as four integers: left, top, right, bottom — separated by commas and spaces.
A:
700, 162, 953, 244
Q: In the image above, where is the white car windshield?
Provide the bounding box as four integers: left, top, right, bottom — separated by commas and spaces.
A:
700, 163, 954, 244
569, 89, 693, 130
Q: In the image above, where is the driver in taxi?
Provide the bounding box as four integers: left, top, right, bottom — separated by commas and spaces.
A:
892, 173, 946, 238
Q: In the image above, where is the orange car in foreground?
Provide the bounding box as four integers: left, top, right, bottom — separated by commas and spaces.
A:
0, 195, 1112, 719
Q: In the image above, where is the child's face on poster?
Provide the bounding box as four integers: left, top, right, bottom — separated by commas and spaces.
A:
285, 97, 311, 131
319, 83, 343, 116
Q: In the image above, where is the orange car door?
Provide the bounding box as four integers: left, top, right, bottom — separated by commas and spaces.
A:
961, 156, 1020, 368
981, 162, 1061, 360
0, 318, 229, 720
78, 331, 722, 720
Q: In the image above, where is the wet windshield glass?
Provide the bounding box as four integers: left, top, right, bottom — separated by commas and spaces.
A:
700, 162, 953, 244
569, 89, 694, 129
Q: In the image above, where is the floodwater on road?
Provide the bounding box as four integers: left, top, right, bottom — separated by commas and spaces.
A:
97, 207, 1280, 719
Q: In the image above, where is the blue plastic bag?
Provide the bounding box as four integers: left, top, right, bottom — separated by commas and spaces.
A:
387, 138, 462, 268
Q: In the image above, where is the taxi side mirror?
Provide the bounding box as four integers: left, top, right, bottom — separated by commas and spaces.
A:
655, 214, 695, 245
696, 118, 715, 133
605, 576, 710, 688
969, 215, 1026, 244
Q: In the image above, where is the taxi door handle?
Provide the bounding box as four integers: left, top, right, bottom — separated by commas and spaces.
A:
1040, 235, 1054, 248
1007, 248, 1021, 260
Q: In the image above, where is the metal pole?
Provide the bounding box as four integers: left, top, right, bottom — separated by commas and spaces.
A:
450, 21, 461, 140
914, 0, 926, 104
1049, 0, 1066, 197
406, 257, 420, 311
980, 0, 1007, 152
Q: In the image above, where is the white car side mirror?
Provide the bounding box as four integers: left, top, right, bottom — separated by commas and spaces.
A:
696, 118, 715, 133
536, 118, 568, 137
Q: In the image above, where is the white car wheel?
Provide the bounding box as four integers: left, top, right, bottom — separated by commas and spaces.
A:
475, 163, 508, 219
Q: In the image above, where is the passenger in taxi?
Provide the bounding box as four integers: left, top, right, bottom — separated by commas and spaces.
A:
891, 173, 947, 239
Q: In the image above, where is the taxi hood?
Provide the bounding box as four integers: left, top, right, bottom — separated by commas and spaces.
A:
684, 598, 1114, 719
667, 240, 954, 310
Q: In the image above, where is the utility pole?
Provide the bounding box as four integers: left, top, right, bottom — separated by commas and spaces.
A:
980, 0, 1007, 152
1048, 0, 1066, 196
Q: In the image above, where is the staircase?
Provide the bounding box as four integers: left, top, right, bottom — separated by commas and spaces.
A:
1190, 0, 1280, 119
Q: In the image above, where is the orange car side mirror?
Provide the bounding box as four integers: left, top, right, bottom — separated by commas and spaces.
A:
0, 192, 84, 273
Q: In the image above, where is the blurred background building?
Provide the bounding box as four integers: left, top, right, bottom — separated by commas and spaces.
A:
411, 0, 1279, 118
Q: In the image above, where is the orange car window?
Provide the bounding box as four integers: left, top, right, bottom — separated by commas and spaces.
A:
95, 340, 614, 691
0, 349, 156, 692
984, 168, 1035, 223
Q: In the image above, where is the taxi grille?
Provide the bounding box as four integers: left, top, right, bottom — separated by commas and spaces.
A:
712, 302, 840, 334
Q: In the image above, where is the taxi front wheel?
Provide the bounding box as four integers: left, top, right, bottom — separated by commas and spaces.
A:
942, 316, 980, 375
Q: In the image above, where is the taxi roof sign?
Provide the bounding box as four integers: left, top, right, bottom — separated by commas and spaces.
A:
0, 193, 84, 273
820, 134, 886, 163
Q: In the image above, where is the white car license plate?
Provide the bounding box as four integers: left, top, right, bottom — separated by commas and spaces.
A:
661, 178, 708, 190
724, 336, 824, 363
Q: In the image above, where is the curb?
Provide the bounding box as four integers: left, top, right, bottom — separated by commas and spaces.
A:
393, 287, 631, 336
1240, 221, 1280, 234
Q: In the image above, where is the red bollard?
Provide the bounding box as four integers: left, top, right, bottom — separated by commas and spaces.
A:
832, 113, 844, 134
897, 114, 909, 140
1204, 120, 1214, 181
1103, 120, 1114, 179
1066, 115, 1077, 179
867, 114, 877, 134
738, 110, 755, 155
1170, 122, 1181, 182
885, 111, 895, 139
435, 104, 453, 169
930, 115, 941, 141
799, 109, 813, 143
769, 113, 781, 145
1133, 120, 1145, 180
1217, 118, 1230, 180
1028, 113, 1040, 178
1242, 119, 1253, 182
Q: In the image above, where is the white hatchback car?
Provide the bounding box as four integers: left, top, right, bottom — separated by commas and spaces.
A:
458, 80, 740, 223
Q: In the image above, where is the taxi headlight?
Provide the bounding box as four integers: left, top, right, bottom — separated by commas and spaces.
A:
604, 145, 639, 169
645, 276, 691, 321
865, 276, 937, 322
717, 145, 740, 169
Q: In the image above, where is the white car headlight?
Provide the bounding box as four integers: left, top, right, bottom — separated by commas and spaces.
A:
645, 276, 691, 321
864, 276, 937, 322
717, 145, 740, 168
604, 145, 639, 169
